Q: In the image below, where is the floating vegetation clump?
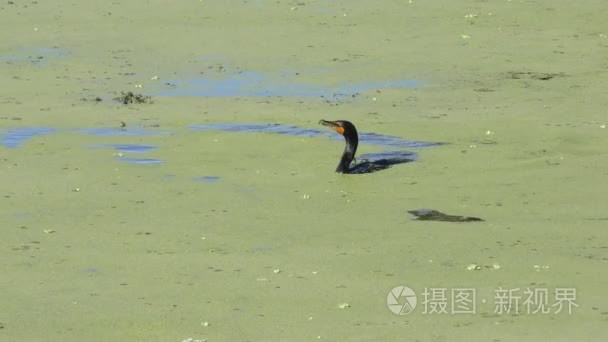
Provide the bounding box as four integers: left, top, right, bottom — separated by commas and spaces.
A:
114, 91, 151, 104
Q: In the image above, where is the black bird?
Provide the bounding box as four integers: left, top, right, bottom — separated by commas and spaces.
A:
319, 119, 414, 174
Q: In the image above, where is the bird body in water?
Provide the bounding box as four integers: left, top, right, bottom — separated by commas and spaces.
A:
319, 119, 414, 174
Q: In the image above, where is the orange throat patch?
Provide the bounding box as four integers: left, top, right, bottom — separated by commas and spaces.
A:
333, 126, 345, 135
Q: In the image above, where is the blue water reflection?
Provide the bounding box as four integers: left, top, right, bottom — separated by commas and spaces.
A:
1, 127, 57, 148
115, 157, 164, 165
189, 123, 442, 148
157, 71, 419, 98
87, 144, 158, 154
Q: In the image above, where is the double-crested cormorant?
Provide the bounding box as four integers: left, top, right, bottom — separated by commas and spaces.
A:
319, 119, 414, 174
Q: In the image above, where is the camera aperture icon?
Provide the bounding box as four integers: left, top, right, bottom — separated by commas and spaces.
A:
387, 285, 417, 315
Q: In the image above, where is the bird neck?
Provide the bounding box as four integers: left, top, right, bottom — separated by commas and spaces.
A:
336, 134, 358, 173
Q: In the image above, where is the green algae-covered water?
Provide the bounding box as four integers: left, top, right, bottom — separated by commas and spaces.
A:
2, 1, 607, 341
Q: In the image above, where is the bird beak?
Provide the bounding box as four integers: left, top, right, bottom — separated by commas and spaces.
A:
319, 120, 345, 135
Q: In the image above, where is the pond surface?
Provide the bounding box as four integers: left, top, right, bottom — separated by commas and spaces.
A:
1, 1, 606, 341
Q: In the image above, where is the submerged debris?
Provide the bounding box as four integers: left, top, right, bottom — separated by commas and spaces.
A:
408, 209, 484, 222
506, 71, 566, 81
81, 96, 103, 102
466, 263, 500, 271
114, 91, 151, 104
338, 303, 351, 309
466, 264, 482, 271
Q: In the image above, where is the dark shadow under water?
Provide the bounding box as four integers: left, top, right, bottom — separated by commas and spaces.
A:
347, 151, 417, 174
408, 209, 484, 222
